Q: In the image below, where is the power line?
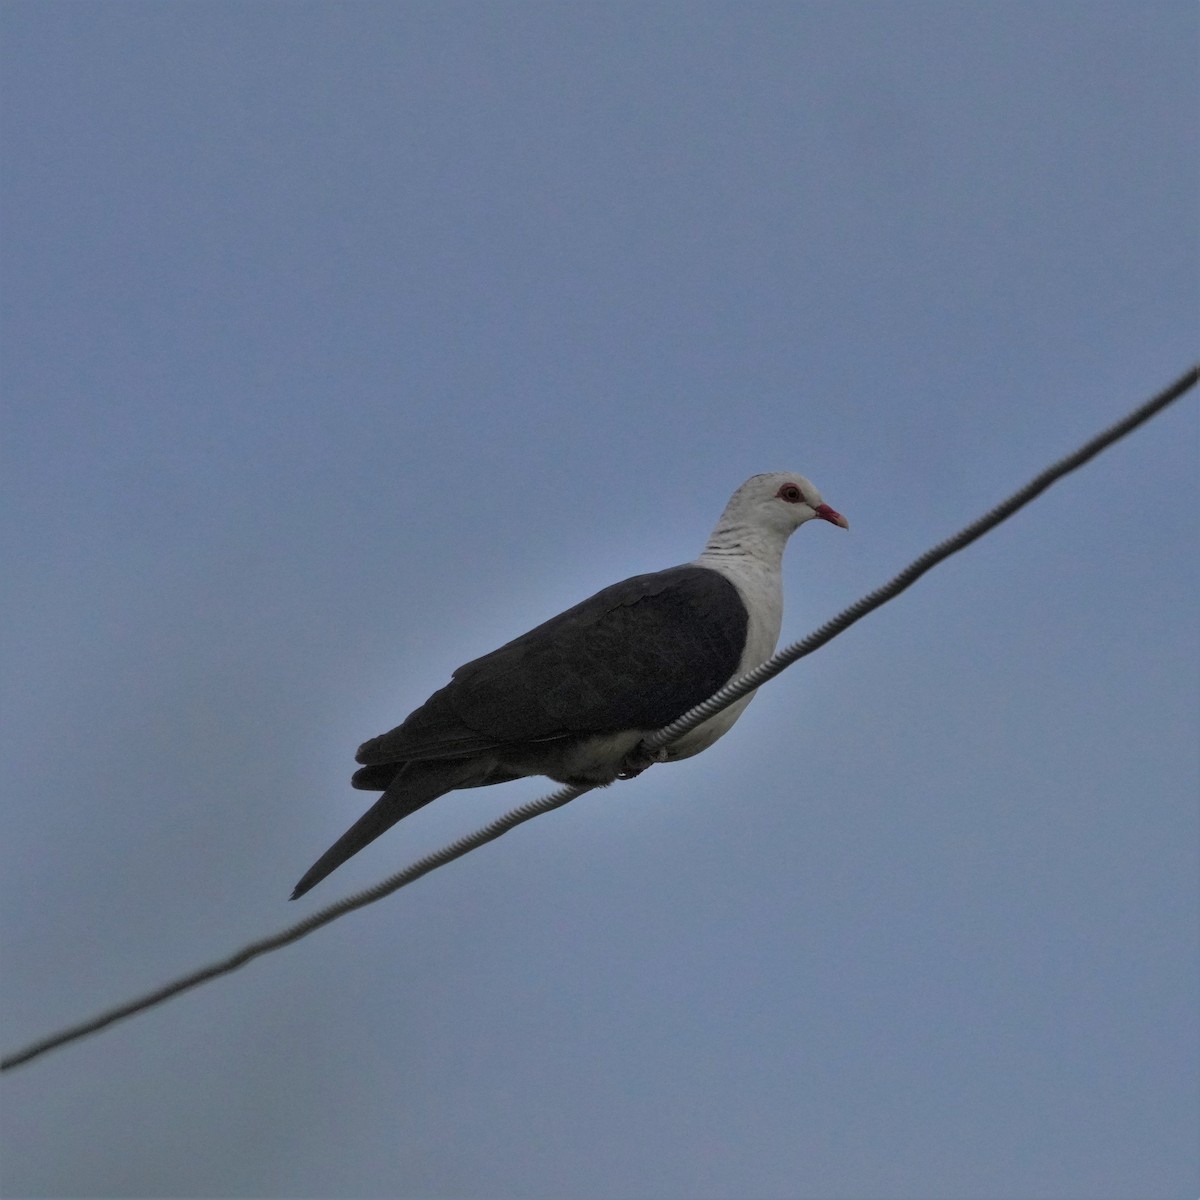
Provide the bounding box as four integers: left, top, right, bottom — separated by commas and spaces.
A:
3, 363, 1196, 1073
642, 360, 1200, 752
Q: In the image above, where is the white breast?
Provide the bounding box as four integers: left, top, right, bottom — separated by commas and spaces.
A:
665, 554, 784, 761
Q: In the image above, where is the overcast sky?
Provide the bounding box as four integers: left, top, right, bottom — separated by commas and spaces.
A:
2, 4, 1197, 1198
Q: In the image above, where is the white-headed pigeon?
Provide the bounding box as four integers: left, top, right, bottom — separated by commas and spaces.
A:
291, 472, 847, 898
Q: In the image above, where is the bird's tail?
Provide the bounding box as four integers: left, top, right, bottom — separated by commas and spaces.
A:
290, 759, 483, 900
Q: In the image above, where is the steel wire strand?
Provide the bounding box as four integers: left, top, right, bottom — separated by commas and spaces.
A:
643, 360, 1200, 751
3, 362, 1195, 1072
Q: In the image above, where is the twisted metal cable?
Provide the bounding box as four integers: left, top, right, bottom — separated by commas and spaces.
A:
0, 783, 589, 1071
643, 360, 1200, 751
3, 362, 1196, 1072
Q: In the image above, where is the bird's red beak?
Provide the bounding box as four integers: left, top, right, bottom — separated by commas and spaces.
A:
815, 503, 849, 530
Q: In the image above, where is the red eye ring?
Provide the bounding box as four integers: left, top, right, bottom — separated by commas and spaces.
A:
776, 482, 804, 504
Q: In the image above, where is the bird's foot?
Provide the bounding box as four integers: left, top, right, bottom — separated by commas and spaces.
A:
617, 742, 668, 780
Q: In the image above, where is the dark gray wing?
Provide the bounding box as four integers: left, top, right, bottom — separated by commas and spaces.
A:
355, 565, 747, 767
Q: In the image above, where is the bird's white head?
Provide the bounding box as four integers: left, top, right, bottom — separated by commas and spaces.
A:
731, 471, 849, 532
701, 471, 848, 563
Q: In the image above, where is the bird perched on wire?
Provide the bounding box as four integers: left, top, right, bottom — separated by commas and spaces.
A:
291, 472, 847, 899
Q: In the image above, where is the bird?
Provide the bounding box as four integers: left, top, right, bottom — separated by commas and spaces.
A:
290, 472, 847, 899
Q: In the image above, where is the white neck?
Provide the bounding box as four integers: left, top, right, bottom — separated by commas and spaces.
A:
691, 520, 789, 678
695, 518, 790, 574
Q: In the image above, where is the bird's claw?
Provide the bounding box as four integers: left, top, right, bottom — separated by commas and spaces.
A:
617, 743, 669, 779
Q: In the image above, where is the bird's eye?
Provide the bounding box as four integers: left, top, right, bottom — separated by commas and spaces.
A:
776, 483, 804, 503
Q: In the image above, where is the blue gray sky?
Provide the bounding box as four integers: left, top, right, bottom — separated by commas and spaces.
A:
2, 4, 1197, 1198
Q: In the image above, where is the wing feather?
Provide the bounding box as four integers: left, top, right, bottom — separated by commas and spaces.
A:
355, 565, 746, 766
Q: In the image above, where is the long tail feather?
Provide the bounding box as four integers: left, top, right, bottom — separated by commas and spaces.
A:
290, 759, 482, 899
